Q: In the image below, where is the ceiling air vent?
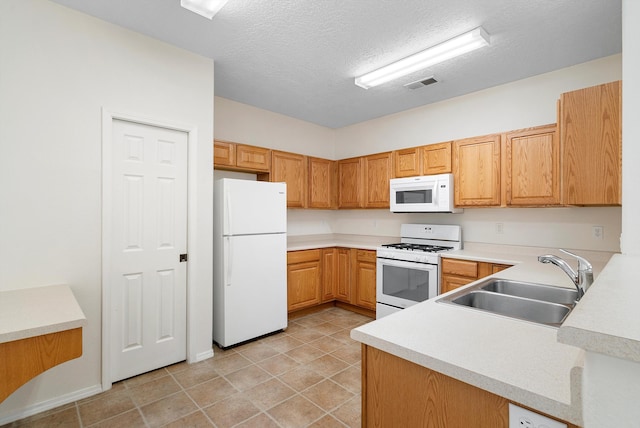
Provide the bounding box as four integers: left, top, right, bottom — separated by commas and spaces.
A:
404, 76, 438, 90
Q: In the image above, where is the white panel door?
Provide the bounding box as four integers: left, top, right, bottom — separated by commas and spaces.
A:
110, 119, 187, 382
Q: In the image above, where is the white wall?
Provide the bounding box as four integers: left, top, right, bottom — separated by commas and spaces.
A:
0, 0, 213, 421
215, 97, 336, 159
582, 2, 640, 427
335, 55, 622, 158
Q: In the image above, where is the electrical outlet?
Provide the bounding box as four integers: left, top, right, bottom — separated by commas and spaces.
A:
495, 222, 504, 234
592, 225, 604, 240
508, 403, 567, 428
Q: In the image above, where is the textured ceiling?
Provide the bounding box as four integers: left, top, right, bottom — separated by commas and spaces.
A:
49, 0, 621, 128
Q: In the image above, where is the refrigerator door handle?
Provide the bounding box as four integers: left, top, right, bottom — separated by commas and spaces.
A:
225, 236, 233, 287
226, 192, 232, 236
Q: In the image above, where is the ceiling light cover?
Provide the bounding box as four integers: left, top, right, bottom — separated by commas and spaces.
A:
355, 27, 490, 89
181, 0, 229, 19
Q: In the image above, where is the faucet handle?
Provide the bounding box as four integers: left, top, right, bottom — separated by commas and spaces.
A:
559, 249, 592, 271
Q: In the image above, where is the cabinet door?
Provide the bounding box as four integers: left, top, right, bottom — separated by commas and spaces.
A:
308, 157, 337, 209
453, 135, 501, 206
335, 248, 352, 303
423, 142, 452, 175
394, 147, 422, 178
364, 152, 393, 208
338, 157, 363, 208
213, 140, 236, 167
271, 150, 307, 208
236, 144, 271, 172
287, 250, 321, 312
561, 80, 621, 205
354, 250, 377, 310
440, 275, 474, 294
321, 248, 337, 302
505, 125, 560, 206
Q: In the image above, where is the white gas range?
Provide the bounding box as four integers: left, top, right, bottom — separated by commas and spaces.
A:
376, 224, 462, 319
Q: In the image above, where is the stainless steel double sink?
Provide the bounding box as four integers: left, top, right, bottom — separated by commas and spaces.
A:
438, 278, 577, 327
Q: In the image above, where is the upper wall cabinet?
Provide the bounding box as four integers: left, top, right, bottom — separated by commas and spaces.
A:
453, 134, 501, 207
560, 80, 621, 206
363, 152, 393, 208
503, 124, 560, 206
338, 157, 364, 208
270, 150, 307, 208
214, 140, 271, 172
308, 157, 338, 209
393, 142, 452, 178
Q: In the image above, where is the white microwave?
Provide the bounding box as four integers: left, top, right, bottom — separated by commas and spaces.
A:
390, 173, 462, 213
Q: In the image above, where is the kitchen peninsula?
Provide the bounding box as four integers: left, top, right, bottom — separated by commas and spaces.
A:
351, 244, 614, 427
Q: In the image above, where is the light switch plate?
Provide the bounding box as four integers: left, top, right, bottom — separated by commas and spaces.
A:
508, 403, 567, 428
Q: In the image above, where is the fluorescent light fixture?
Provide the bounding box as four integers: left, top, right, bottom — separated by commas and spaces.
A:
355, 27, 490, 89
181, 0, 229, 19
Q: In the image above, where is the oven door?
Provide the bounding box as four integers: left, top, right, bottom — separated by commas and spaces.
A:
376, 257, 439, 310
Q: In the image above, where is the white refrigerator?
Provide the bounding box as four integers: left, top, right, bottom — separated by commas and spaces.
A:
213, 178, 288, 348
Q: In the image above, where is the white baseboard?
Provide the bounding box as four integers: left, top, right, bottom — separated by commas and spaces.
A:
191, 348, 214, 363
0, 384, 102, 425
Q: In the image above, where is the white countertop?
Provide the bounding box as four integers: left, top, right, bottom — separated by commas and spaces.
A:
0, 284, 87, 344
351, 243, 614, 426
558, 254, 640, 363
287, 233, 397, 251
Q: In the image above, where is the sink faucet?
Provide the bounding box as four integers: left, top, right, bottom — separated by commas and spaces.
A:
538, 249, 593, 302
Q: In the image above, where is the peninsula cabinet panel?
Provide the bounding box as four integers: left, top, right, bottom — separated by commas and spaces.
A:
394, 147, 422, 178
271, 150, 307, 208
560, 80, 622, 206
338, 157, 364, 208
362, 346, 579, 428
441, 258, 513, 294
364, 152, 393, 208
287, 250, 322, 312
308, 157, 337, 209
453, 135, 501, 207
504, 125, 560, 206
423, 141, 452, 175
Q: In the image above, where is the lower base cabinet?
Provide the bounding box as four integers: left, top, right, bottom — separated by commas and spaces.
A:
441, 257, 512, 294
362, 345, 579, 427
287, 247, 376, 314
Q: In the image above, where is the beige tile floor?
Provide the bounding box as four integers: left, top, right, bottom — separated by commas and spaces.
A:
3, 307, 371, 428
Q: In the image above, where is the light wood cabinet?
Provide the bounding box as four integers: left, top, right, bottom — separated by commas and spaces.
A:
287, 250, 322, 312
362, 345, 579, 428
394, 147, 422, 178
353, 249, 377, 310
308, 157, 337, 209
560, 80, 622, 205
335, 248, 353, 303
453, 134, 501, 207
271, 150, 307, 208
338, 157, 364, 208
440, 257, 512, 294
214, 140, 271, 172
504, 124, 560, 206
321, 248, 337, 302
364, 152, 393, 208
423, 142, 452, 175
393, 142, 452, 178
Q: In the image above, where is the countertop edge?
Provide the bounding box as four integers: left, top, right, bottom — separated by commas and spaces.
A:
351, 328, 583, 425
0, 285, 88, 344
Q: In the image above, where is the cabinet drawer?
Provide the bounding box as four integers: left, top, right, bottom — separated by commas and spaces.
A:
356, 249, 376, 263
287, 249, 321, 264
441, 258, 478, 278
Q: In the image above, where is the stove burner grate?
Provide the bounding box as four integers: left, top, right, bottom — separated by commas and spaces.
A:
381, 243, 453, 253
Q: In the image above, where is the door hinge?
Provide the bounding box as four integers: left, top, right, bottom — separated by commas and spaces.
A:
179, 254, 188, 263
